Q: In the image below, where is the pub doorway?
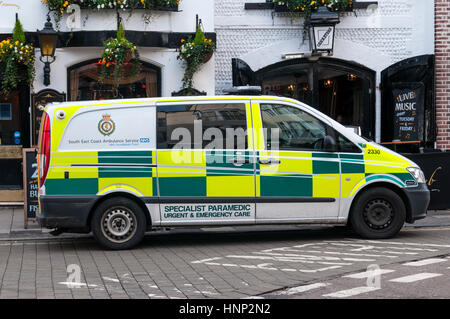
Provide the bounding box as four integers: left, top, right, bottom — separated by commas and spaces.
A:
0, 85, 30, 194
233, 57, 376, 139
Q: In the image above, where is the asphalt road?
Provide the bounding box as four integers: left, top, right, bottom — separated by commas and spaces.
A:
0, 225, 449, 299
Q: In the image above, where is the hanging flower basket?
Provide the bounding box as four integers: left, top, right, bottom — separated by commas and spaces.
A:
202, 50, 214, 64
0, 19, 35, 94
177, 24, 215, 90
123, 49, 134, 63
98, 23, 141, 83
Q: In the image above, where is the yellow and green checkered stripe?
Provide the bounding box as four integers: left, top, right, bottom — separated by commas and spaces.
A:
157, 150, 255, 197
45, 151, 157, 197
256, 152, 340, 198
340, 152, 417, 198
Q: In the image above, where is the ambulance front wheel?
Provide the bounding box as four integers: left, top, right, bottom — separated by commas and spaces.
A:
91, 197, 147, 250
350, 187, 406, 239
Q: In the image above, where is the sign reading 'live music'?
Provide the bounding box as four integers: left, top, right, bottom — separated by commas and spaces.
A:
392, 82, 425, 142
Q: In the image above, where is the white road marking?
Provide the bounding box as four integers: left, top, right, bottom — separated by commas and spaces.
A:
202, 261, 342, 273
102, 277, 120, 283
229, 254, 371, 264
389, 273, 442, 283
358, 240, 450, 248
297, 266, 342, 273
58, 282, 98, 288
280, 283, 330, 295
403, 258, 447, 267
323, 286, 380, 298
265, 246, 416, 256
191, 257, 222, 264
343, 269, 396, 279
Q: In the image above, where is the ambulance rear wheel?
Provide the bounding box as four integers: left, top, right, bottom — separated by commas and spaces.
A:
91, 197, 146, 250
350, 187, 406, 239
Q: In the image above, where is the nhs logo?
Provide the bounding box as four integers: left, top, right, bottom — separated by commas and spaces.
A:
140, 138, 150, 144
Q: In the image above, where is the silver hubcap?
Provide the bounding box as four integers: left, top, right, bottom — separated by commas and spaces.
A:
101, 207, 136, 243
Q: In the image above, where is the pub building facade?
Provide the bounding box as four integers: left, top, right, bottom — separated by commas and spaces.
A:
214, 0, 449, 209
0, 0, 215, 202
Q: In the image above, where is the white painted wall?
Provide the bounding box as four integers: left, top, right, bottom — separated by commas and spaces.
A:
0, 0, 216, 97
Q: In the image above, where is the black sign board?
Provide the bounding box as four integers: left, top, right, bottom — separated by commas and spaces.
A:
22, 148, 38, 228
392, 82, 425, 142
31, 89, 66, 147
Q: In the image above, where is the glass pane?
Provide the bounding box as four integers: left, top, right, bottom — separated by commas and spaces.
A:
157, 104, 247, 150
337, 133, 361, 153
261, 104, 328, 151
262, 71, 311, 105
317, 69, 364, 129
69, 61, 158, 101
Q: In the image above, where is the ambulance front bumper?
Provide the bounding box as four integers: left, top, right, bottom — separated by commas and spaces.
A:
38, 195, 95, 231
403, 183, 430, 223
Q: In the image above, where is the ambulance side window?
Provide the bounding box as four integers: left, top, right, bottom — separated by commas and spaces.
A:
336, 133, 362, 153
157, 103, 248, 149
261, 103, 333, 152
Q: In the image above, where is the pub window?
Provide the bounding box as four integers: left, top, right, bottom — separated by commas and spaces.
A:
68, 59, 160, 101
157, 103, 247, 150
0, 104, 12, 120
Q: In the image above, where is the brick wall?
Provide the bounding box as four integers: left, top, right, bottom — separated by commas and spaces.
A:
435, 0, 450, 149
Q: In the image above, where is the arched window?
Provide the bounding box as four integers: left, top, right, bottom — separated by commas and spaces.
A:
68, 59, 161, 101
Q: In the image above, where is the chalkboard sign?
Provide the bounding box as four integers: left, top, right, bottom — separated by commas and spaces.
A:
22, 148, 38, 229
392, 82, 425, 142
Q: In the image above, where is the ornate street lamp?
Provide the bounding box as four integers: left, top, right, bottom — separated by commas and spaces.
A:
37, 14, 58, 86
306, 6, 340, 55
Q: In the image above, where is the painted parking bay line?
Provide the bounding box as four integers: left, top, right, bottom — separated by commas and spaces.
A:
389, 273, 442, 283
280, 283, 331, 295
402, 258, 447, 267
323, 286, 380, 298
202, 261, 343, 273
343, 269, 396, 279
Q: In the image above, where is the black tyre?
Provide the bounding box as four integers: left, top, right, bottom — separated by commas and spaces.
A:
91, 197, 147, 250
349, 187, 406, 239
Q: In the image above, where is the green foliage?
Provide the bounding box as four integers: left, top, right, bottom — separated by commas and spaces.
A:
99, 24, 141, 83
178, 27, 215, 90
117, 23, 125, 42
193, 26, 206, 45
275, 0, 353, 16
274, 0, 352, 42
12, 19, 26, 44
42, 0, 181, 25
0, 19, 35, 94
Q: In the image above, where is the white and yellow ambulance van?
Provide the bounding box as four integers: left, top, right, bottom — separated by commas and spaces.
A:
37, 96, 430, 249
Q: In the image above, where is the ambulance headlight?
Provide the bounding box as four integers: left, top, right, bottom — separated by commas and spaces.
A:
407, 167, 426, 184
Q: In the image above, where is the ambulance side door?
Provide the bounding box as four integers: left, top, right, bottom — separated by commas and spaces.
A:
251, 100, 341, 222
156, 99, 257, 226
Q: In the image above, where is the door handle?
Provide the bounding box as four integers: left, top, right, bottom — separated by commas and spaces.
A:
259, 158, 281, 165
228, 157, 251, 165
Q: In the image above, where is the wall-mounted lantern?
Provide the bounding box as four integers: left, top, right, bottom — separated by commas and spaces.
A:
306, 6, 340, 55
37, 14, 58, 86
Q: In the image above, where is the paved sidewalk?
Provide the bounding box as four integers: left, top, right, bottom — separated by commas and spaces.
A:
0, 206, 449, 241
0, 206, 88, 240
